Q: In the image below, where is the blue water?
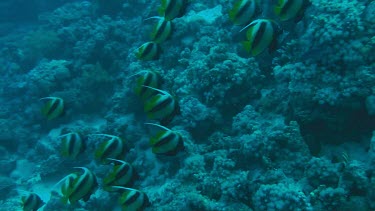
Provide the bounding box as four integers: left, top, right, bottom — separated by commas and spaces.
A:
0, 0, 374, 210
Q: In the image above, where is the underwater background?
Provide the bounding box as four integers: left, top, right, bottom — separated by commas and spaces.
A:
0, 0, 374, 210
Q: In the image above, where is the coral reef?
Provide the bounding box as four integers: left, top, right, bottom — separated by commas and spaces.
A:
0, 0, 373, 210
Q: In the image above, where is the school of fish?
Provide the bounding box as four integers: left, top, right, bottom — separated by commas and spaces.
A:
22, 0, 309, 210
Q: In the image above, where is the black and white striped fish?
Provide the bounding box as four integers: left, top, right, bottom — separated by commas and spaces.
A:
241, 19, 281, 56
229, 0, 259, 25
61, 167, 98, 204
149, 18, 173, 43
143, 86, 179, 125
135, 42, 161, 61
59, 132, 85, 159
274, 0, 310, 22
40, 97, 64, 120
21, 192, 45, 211
146, 123, 184, 156
93, 134, 125, 164
112, 186, 149, 211
158, 0, 188, 21
133, 70, 162, 101
103, 158, 135, 191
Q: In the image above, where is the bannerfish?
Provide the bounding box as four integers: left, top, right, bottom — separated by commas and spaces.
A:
40, 97, 64, 120
133, 70, 162, 101
229, 0, 259, 25
92, 134, 125, 164
135, 42, 161, 61
150, 18, 173, 43
21, 192, 45, 211
103, 158, 135, 191
112, 186, 149, 211
146, 123, 184, 156
241, 19, 281, 56
274, 0, 311, 22
60, 167, 98, 204
142, 86, 179, 125
60, 173, 79, 204
158, 0, 188, 21
59, 132, 85, 159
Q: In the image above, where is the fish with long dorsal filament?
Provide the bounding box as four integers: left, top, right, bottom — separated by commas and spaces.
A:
145, 123, 184, 156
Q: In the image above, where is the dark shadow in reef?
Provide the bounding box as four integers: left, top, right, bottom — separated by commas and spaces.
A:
295, 103, 374, 156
